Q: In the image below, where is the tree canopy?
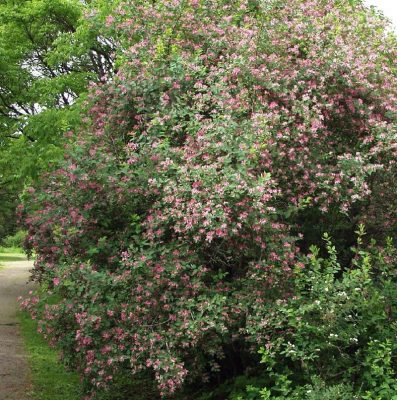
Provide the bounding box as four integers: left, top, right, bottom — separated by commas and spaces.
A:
0, 0, 116, 239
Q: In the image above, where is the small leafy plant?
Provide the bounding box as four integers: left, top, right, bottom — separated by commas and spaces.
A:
237, 228, 397, 399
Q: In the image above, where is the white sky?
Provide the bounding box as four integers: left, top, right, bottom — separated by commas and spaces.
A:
364, 0, 397, 28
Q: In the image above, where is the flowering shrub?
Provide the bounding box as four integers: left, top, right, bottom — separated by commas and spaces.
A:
21, 0, 397, 398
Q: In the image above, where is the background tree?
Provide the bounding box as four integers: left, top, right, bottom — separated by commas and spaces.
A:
0, 0, 117, 240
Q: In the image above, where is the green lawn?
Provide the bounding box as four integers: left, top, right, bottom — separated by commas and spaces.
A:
19, 312, 83, 400
5, 250, 83, 400
0, 248, 36, 266
0, 247, 28, 263
0, 253, 27, 262
0, 249, 26, 269
19, 311, 159, 400
0, 245, 25, 253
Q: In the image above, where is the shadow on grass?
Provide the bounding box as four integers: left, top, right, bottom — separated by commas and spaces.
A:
0, 253, 27, 262
19, 311, 160, 400
19, 311, 83, 400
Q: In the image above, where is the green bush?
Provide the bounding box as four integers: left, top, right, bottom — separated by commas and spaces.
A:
2, 230, 27, 249
235, 227, 397, 399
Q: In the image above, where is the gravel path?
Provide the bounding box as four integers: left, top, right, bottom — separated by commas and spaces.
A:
0, 259, 34, 400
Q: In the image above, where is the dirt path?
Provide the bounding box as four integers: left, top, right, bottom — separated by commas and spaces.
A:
0, 259, 34, 400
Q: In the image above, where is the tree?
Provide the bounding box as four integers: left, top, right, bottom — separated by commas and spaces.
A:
0, 0, 117, 240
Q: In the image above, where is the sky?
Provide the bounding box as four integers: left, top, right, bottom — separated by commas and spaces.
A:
364, 0, 397, 28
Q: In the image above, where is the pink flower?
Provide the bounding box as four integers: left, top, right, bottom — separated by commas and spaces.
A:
105, 15, 115, 27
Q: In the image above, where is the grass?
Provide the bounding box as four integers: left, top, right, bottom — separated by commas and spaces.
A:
10, 253, 82, 400
0, 253, 27, 262
0, 247, 36, 264
19, 311, 84, 400
19, 311, 157, 400
0, 247, 28, 263
0, 245, 25, 254
0, 248, 26, 269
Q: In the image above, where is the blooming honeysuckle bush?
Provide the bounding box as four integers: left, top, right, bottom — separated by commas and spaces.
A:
21, 0, 397, 398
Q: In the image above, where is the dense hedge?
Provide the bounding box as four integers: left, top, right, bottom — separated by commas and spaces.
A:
21, 0, 397, 398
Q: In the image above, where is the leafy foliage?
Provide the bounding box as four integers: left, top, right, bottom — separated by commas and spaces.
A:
0, 0, 117, 240
2, 229, 27, 248
233, 229, 397, 399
